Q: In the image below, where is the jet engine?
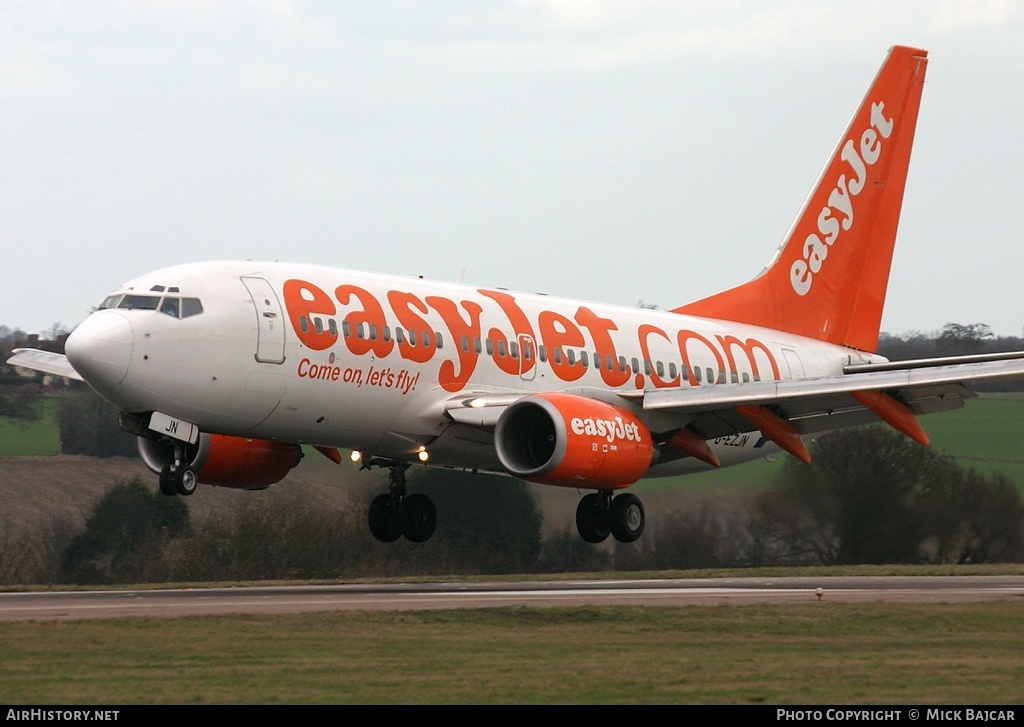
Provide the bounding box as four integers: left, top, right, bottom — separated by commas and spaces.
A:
494, 392, 654, 489
138, 433, 303, 490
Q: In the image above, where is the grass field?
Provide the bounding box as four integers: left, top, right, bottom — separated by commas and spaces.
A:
0, 601, 1021, 704
0, 397, 60, 456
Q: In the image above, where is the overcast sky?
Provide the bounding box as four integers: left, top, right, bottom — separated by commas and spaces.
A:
2, 1, 1022, 340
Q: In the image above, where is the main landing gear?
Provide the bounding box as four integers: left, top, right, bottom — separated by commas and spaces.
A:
575, 491, 645, 544
158, 443, 197, 497
367, 461, 437, 543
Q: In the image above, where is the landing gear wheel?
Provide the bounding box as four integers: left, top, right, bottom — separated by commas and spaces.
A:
158, 466, 177, 496
401, 493, 437, 543
369, 494, 402, 542
175, 466, 198, 496
576, 493, 610, 543
609, 493, 644, 543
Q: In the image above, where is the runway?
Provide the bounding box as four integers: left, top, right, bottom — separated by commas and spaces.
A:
1, 575, 1022, 621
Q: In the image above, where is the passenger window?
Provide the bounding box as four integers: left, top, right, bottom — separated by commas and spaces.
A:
580, 351, 589, 368
329, 320, 338, 336
315, 317, 324, 334
368, 324, 377, 340
422, 330, 432, 347
435, 332, 443, 349
485, 339, 494, 355
509, 340, 518, 359
473, 337, 481, 354
656, 361, 664, 378
343, 320, 352, 338
461, 335, 469, 353
299, 316, 310, 333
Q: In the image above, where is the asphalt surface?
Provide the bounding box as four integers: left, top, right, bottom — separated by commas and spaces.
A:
1, 575, 1022, 621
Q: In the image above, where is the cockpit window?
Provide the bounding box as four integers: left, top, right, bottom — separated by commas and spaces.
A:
99, 293, 203, 318
181, 298, 203, 318
118, 295, 161, 310
159, 297, 181, 317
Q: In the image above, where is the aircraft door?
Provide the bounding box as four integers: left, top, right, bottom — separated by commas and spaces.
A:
241, 277, 286, 365
781, 348, 805, 380
518, 334, 537, 382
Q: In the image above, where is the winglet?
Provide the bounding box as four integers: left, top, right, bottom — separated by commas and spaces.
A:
675, 46, 928, 354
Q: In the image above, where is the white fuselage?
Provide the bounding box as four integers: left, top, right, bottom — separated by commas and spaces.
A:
65, 260, 885, 479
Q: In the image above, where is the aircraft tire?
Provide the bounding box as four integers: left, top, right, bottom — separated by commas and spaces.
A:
609, 493, 644, 543
369, 494, 402, 542
401, 493, 437, 543
158, 466, 177, 496
575, 493, 610, 543
175, 466, 198, 496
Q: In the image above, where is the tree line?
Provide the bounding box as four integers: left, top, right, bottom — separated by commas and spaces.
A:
3, 426, 1021, 585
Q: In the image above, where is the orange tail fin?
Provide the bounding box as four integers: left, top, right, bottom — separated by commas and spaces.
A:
675, 45, 928, 353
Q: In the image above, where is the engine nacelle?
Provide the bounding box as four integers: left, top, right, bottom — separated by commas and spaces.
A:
494, 392, 654, 489
138, 433, 302, 490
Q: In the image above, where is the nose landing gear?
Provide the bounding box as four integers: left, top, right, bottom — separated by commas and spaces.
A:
158, 444, 198, 497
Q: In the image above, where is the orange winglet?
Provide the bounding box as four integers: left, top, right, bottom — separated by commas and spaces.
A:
666, 428, 721, 468
313, 445, 344, 464
851, 390, 930, 446
735, 405, 811, 464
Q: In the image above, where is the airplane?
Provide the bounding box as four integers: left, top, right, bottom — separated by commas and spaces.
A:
9, 45, 1024, 545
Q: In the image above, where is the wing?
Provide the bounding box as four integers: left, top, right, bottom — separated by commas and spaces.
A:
635, 351, 1024, 462
5, 349, 84, 381
445, 352, 1024, 467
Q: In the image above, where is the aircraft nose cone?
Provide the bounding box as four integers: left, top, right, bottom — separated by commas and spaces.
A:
65, 311, 134, 395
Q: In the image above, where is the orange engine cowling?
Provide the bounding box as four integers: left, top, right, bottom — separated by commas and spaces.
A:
494, 392, 654, 489
138, 433, 303, 490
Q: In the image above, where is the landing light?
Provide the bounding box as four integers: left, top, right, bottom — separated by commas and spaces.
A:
469, 398, 486, 408
417, 447, 429, 463
350, 450, 362, 463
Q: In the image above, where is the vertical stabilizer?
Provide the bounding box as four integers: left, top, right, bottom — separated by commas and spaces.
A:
675, 45, 928, 353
